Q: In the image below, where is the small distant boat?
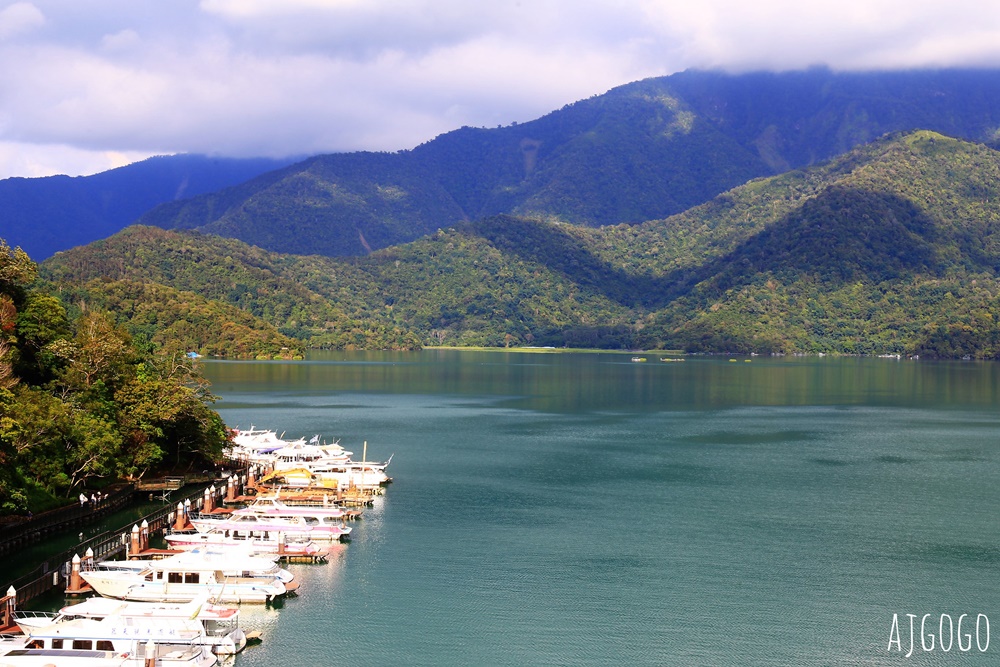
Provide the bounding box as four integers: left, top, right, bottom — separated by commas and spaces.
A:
631, 356, 647, 362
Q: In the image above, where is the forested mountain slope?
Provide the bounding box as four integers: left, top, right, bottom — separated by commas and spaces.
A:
136, 68, 1000, 257
1, 154, 297, 260
43, 132, 1000, 358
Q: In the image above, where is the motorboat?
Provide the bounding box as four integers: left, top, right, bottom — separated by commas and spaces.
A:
79, 549, 291, 604
0, 612, 218, 666
15, 595, 248, 656
227, 427, 306, 460
268, 442, 353, 471
239, 496, 355, 521
190, 510, 351, 542
164, 529, 330, 558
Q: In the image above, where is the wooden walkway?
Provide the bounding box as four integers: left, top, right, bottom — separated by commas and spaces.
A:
0, 473, 250, 612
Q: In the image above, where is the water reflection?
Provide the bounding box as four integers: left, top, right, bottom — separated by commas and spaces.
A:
203, 351, 1000, 413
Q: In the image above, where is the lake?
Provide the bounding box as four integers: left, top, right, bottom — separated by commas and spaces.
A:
202, 351, 1000, 666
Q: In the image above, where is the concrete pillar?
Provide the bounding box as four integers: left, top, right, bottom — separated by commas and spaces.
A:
144, 640, 156, 667
203, 488, 213, 513
140, 520, 149, 551
130, 524, 140, 557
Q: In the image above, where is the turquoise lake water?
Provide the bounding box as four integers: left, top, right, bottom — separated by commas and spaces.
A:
201, 351, 1000, 666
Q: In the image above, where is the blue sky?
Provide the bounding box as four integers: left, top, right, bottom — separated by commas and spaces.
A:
2, 0, 999, 180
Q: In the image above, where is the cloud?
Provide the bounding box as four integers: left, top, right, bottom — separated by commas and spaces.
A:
637, 0, 1000, 71
2, 0, 1000, 179
0, 139, 151, 179
0, 1, 44, 40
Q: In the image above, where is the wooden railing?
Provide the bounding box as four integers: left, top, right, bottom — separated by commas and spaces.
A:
0, 474, 251, 612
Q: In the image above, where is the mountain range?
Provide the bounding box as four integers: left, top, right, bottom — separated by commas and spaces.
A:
131, 67, 1000, 257
7, 68, 1000, 264
38, 128, 1000, 358
5, 67, 1000, 357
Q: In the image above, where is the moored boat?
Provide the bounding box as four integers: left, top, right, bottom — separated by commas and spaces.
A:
189, 511, 351, 542
164, 529, 330, 559
15, 595, 248, 656
78, 549, 291, 604
0, 612, 218, 666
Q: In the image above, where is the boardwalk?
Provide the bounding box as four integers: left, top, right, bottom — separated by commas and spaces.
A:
0, 473, 249, 612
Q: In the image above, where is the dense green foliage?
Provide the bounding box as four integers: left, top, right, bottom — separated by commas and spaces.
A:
135, 69, 1000, 258
42, 227, 422, 353
0, 240, 230, 513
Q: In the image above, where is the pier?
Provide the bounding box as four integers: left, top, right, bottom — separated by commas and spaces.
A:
0, 474, 251, 609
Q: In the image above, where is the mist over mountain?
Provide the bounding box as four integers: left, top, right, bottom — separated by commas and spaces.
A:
134, 68, 1000, 257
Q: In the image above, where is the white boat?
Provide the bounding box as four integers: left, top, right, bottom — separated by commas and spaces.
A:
79, 549, 290, 604
15, 596, 247, 656
231, 430, 392, 479
268, 442, 353, 471
241, 496, 353, 521
227, 427, 306, 459
0, 612, 218, 666
189, 511, 350, 543
164, 529, 329, 557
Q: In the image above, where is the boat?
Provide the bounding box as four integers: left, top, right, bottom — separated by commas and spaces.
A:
229, 430, 392, 481
260, 465, 390, 492
237, 496, 357, 522
268, 441, 353, 471
189, 511, 351, 542
227, 427, 306, 459
78, 549, 291, 604
631, 356, 647, 362
14, 595, 247, 656
0, 611, 218, 666
164, 528, 330, 558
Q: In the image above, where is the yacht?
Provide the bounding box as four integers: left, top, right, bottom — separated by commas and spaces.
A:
15, 595, 248, 656
78, 549, 290, 604
190, 510, 350, 542
164, 527, 329, 557
0, 612, 218, 666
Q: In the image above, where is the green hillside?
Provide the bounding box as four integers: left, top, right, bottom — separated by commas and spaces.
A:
42, 132, 1000, 359
0, 240, 229, 512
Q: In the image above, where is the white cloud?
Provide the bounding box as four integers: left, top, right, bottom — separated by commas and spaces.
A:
2, 0, 1000, 179
0, 2, 44, 40
101, 28, 141, 52
0, 140, 152, 180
